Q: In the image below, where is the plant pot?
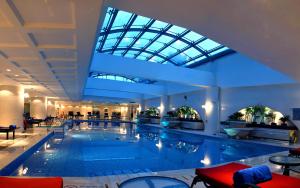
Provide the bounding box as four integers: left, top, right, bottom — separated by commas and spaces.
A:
138, 117, 151, 124
150, 118, 160, 124
180, 121, 204, 130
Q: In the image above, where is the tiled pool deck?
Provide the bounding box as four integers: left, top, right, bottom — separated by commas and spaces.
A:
0, 125, 300, 188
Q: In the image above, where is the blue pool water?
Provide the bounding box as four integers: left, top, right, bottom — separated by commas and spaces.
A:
6, 122, 287, 177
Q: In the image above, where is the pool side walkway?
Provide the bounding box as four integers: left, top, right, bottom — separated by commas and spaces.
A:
0, 128, 50, 170
62, 150, 300, 188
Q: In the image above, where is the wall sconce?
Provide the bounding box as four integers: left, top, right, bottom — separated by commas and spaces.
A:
202, 101, 213, 114
24, 93, 29, 98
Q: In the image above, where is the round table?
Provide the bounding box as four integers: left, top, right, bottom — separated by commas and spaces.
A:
269, 155, 300, 176
119, 176, 189, 188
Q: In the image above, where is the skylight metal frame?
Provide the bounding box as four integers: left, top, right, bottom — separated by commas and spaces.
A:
96, 7, 235, 67
90, 72, 156, 84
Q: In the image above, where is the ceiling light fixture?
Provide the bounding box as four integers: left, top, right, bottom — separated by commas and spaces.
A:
6, 69, 11, 72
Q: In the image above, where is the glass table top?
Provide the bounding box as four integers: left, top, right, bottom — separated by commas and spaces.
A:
119, 176, 189, 188
269, 156, 300, 166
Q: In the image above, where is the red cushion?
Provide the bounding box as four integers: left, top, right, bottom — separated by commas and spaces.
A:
0, 177, 63, 188
289, 148, 300, 155
258, 173, 300, 188
195, 162, 300, 188
195, 162, 250, 188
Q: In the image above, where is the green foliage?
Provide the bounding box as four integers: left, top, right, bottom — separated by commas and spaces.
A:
166, 111, 178, 117
145, 107, 159, 117
176, 106, 198, 119
228, 112, 244, 121
279, 115, 290, 123
252, 105, 267, 116
265, 112, 276, 122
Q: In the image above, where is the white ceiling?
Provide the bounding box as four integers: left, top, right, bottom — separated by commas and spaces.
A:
1, 0, 299, 103
0, 0, 103, 100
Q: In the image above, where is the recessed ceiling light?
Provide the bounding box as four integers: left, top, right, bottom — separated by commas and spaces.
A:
6, 69, 11, 72
15, 74, 19, 77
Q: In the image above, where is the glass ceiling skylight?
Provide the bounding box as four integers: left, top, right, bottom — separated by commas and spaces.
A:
90, 73, 155, 84
95, 7, 234, 67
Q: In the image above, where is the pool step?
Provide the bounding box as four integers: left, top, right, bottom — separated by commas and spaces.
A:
53, 127, 64, 134
108, 168, 153, 176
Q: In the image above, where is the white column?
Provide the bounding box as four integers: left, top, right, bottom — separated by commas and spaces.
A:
47, 100, 56, 117
160, 95, 170, 117
140, 98, 146, 111
203, 86, 220, 134
0, 85, 24, 128
30, 97, 47, 119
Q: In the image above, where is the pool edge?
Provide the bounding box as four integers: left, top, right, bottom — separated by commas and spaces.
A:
0, 131, 54, 176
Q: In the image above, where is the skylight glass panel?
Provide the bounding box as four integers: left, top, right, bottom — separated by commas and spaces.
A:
124, 50, 140, 58
132, 38, 150, 49
113, 50, 125, 56
124, 31, 141, 38
197, 39, 221, 51
160, 46, 178, 57
171, 53, 190, 64
147, 41, 165, 52
136, 52, 152, 60
149, 56, 164, 63
150, 20, 169, 30
136, 55, 148, 61
183, 47, 202, 58
95, 6, 233, 67
209, 46, 228, 56
118, 37, 134, 47
167, 25, 187, 35
101, 7, 114, 31
91, 72, 155, 84
170, 40, 188, 50
132, 16, 151, 28
103, 38, 118, 50
157, 35, 173, 44
95, 41, 101, 49
184, 55, 206, 66
183, 31, 204, 42
107, 32, 122, 39
111, 11, 133, 29
140, 32, 157, 40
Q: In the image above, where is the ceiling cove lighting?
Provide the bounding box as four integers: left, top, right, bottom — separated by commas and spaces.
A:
95, 7, 235, 67
90, 72, 155, 84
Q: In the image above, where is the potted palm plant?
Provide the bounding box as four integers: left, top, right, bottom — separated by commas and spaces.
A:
252, 105, 266, 124
161, 110, 180, 128
176, 106, 204, 130
279, 115, 290, 127
245, 107, 254, 122
145, 107, 160, 124
228, 112, 244, 121
265, 112, 276, 125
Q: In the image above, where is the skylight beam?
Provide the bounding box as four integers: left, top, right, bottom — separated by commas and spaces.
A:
122, 19, 156, 56
145, 29, 190, 64
101, 48, 177, 65
164, 37, 208, 64
182, 45, 225, 66
111, 14, 138, 54
97, 9, 118, 52
186, 49, 235, 68
133, 24, 172, 59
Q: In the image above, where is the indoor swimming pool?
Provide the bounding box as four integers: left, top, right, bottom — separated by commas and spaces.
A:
3, 122, 288, 177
